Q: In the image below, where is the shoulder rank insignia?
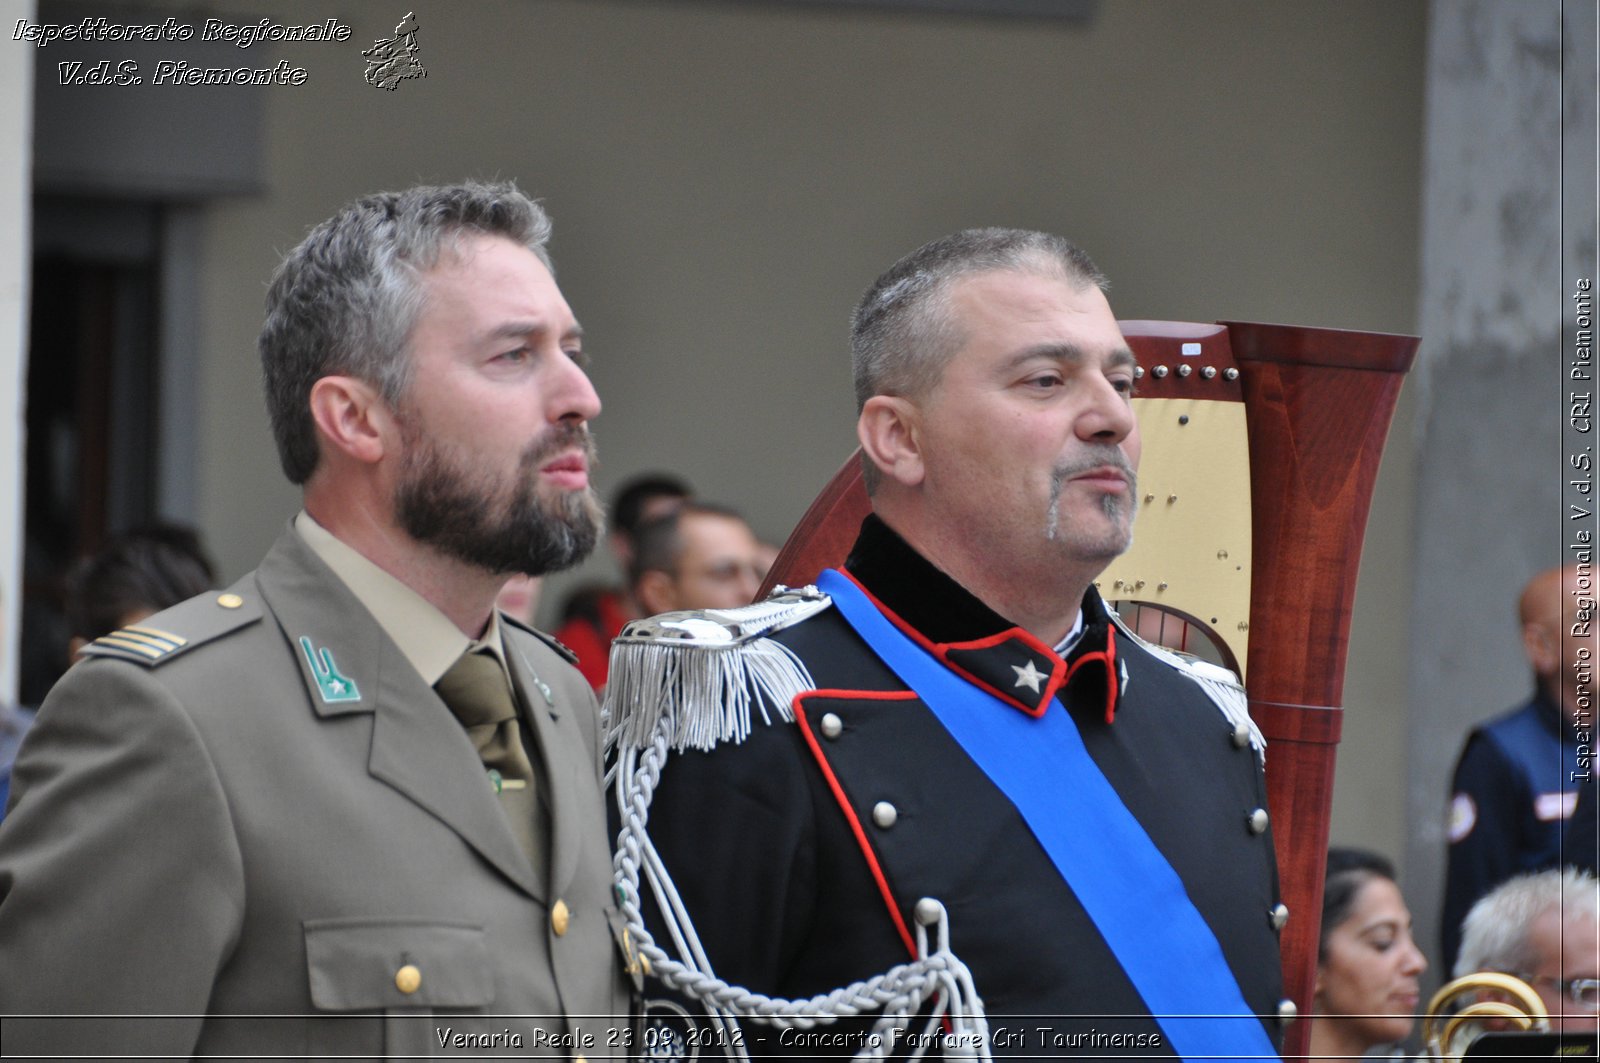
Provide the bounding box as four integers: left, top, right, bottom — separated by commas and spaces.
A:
84, 624, 190, 664
81, 590, 262, 668
603, 585, 831, 753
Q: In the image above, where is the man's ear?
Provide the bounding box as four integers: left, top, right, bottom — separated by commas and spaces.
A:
308, 375, 393, 466
634, 571, 677, 617
858, 395, 926, 488
1523, 620, 1558, 675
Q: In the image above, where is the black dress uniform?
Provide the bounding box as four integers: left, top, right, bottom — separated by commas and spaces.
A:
636, 516, 1285, 1059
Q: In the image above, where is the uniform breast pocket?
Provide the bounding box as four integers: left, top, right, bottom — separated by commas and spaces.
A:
304, 918, 495, 1059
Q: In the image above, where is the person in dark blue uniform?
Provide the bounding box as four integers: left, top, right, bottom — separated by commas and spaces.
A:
1442, 564, 1594, 972
1568, 776, 1598, 876
607, 229, 1287, 1059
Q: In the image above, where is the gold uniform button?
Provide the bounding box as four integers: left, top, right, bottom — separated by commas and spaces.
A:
395, 964, 421, 995
552, 899, 570, 936
217, 593, 244, 609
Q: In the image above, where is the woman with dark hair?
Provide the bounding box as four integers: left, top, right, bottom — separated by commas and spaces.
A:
1310, 847, 1430, 1061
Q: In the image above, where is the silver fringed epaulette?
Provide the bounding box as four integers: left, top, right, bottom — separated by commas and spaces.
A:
1107, 610, 1266, 760
604, 586, 832, 753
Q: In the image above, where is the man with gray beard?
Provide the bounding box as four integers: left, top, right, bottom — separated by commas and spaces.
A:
610, 228, 1286, 1059
0, 183, 633, 1057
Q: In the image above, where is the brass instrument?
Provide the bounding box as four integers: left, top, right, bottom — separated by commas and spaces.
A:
1422, 972, 1550, 1062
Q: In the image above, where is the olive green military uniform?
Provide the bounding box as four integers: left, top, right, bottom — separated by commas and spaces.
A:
0, 527, 635, 1058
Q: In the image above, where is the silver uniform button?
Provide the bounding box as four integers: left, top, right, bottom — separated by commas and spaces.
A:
819, 713, 843, 739
872, 801, 898, 829
1231, 722, 1251, 748
1247, 807, 1270, 834
1269, 903, 1290, 931
1277, 998, 1298, 1023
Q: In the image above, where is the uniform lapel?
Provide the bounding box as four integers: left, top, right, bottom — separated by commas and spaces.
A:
504, 636, 581, 901
253, 530, 543, 900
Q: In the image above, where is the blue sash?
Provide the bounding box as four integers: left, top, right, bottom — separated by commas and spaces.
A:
816, 568, 1277, 1061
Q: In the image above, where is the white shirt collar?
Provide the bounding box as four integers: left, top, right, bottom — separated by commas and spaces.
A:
1052, 609, 1087, 657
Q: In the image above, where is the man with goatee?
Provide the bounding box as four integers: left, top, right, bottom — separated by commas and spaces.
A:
610, 228, 1285, 1059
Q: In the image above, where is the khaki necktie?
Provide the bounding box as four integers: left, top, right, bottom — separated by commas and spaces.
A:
434, 649, 548, 872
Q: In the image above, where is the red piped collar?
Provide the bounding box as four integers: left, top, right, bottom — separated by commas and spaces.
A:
832, 566, 1121, 723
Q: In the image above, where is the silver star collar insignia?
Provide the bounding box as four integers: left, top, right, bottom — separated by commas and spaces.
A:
1011, 659, 1046, 694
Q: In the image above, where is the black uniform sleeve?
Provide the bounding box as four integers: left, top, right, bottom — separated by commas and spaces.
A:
641, 722, 820, 991
1441, 730, 1525, 970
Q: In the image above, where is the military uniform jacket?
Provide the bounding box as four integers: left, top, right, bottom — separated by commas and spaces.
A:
642, 517, 1285, 1059
0, 530, 632, 1059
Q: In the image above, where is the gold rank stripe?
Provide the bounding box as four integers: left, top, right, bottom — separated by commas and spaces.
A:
123, 625, 188, 648
93, 635, 165, 659
109, 629, 184, 653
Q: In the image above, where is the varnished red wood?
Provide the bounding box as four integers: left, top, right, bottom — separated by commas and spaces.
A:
1118, 320, 1243, 402
1224, 320, 1417, 1057
759, 453, 870, 598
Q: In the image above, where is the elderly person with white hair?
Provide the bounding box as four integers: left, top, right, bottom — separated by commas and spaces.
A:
1456, 867, 1600, 1035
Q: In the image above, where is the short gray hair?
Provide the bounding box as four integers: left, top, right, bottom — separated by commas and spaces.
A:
1454, 867, 1600, 977
260, 181, 553, 484
850, 228, 1107, 491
